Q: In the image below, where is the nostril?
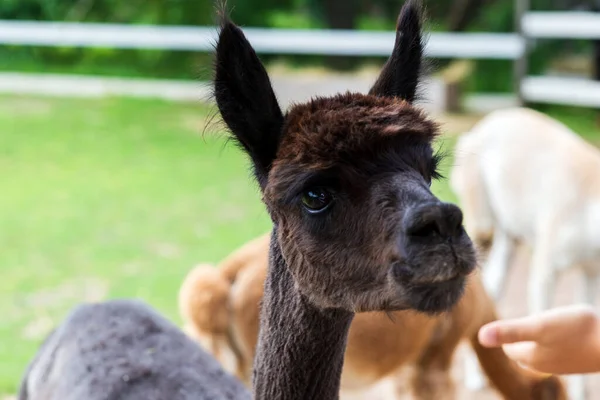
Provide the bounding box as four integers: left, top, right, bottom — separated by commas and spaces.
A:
407, 220, 439, 238
404, 202, 465, 241
404, 204, 443, 239
443, 204, 464, 237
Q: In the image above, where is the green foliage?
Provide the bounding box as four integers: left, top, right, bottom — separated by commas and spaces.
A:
0, 0, 295, 80
266, 10, 323, 29
356, 15, 395, 31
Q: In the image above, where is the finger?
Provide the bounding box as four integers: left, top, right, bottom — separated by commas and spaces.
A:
478, 318, 543, 347
514, 361, 554, 378
502, 342, 537, 364
503, 342, 558, 376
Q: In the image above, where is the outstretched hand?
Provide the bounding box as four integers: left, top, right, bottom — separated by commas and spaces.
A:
478, 304, 600, 375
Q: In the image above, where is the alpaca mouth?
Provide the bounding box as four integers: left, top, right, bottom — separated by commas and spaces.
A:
391, 255, 471, 286
410, 271, 462, 285
407, 275, 466, 314
412, 274, 463, 289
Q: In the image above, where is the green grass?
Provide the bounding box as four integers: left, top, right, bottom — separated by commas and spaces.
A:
0, 95, 598, 395
0, 95, 272, 393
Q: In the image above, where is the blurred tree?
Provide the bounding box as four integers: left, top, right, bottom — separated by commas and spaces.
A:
321, 0, 359, 69
590, 0, 600, 80
323, 0, 359, 29
447, 0, 489, 32
1, 0, 44, 20
0, 0, 298, 26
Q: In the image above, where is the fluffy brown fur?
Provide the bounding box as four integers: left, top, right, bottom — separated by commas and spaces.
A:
274, 94, 438, 168
180, 234, 566, 400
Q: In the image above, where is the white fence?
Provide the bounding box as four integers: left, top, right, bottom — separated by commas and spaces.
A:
0, 20, 524, 59
522, 12, 600, 39
521, 76, 600, 107
1, 7, 600, 108
518, 11, 600, 108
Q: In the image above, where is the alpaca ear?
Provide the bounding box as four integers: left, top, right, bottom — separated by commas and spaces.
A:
214, 19, 284, 187
369, 0, 424, 102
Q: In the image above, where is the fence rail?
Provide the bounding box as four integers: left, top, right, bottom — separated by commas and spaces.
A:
1, 3, 600, 109
523, 11, 600, 39
517, 9, 600, 108
521, 76, 600, 107
0, 20, 524, 59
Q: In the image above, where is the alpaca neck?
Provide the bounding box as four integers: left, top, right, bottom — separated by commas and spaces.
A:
252, 231, 354, 400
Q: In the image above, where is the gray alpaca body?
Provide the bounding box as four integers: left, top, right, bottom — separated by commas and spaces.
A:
18, 299, 250, 400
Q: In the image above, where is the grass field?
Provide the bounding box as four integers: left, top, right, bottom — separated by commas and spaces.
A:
0, 95, 273, 393
0, 94, 597, 395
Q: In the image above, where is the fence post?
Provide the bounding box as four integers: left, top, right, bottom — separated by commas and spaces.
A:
514, 0, 529, 105
593, 2, 600, 81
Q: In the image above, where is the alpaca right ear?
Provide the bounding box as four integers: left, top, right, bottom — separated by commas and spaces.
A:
369, 0, 424, 103
214, 19, 285, 187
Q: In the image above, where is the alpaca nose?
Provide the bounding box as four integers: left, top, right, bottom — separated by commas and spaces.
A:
403, 201, 464, 240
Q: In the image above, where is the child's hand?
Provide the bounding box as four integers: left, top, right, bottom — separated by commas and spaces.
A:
478, 304, 600, 375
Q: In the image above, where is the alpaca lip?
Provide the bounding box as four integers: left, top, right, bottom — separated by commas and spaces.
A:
390, 260, 465, 286
412, 273, 463, 288
407, 275, 467, 314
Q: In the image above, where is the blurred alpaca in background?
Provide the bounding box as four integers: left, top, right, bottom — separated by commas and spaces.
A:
451, 107, 600, 400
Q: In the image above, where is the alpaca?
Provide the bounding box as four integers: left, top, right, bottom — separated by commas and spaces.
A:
180, 233, 566, 399
18, 299, 250, 400
23, 2, 486, 399
450, 107, 600, 400
214, 2, 485, 397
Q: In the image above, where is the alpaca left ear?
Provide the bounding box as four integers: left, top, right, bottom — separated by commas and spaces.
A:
214, 18, 284, 188
369, 0, 424, 103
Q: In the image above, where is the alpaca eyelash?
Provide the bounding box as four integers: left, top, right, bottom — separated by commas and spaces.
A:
429, 152, 445, 181
297, 174, 341, 198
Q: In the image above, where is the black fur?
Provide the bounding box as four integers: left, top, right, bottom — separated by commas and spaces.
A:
252, 231, 353, 400
368, 0, 424, 102
214, 18, 284, 188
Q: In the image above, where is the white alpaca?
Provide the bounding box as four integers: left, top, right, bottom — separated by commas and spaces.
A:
451, 107, 600, 400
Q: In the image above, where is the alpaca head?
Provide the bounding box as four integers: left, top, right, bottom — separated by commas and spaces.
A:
214, 0, 476, 314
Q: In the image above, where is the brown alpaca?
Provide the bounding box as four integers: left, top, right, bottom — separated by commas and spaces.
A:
180, 234, 567, 399
197, 1, 564, 398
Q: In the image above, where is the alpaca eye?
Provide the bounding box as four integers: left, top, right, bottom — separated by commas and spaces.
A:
301, 187, 334, 213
